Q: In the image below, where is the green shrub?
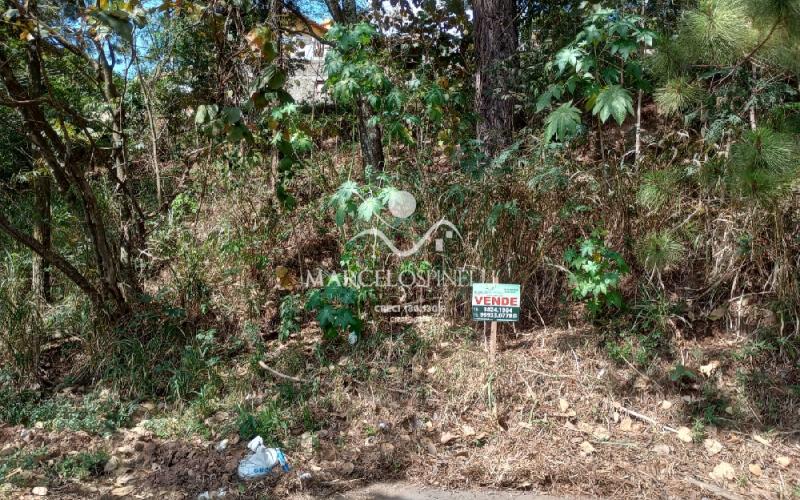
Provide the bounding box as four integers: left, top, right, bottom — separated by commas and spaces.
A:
278, 294, 301, 341
305, 279, 364, 344
55, 451, 109, 479
637, 230, 686, 275
236, 402, 287, 444
564, 231, 629, 317
0, 447, 48, 485
0, 389, 135, 435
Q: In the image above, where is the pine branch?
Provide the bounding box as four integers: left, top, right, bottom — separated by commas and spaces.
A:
712, 18, 780, 89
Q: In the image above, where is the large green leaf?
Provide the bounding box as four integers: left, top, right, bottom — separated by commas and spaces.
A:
535, 84, 563, 113
357, 197, 382, 221
554, 47, 584, 73
592, 85, 633, 125
264, 65, 287, 90
333, 181, 358, 202
544, 102, 581, 142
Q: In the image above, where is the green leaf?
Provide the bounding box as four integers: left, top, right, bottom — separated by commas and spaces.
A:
332, 181, 358, 207
581, 24, 602, 44
579, 239, 595, 257
263, 65, 287, 90
222, 107, 241, 124
357, 197, 382, 221
554, 47, 584, 73
606, 290, 623, 308
194, 105, 208, 125
544, 102, 581, 142
592, 85, 633, 125
194, 104, 217, 125
610, 40, 637, 60
636, 29, 656, 46
290, 131, 313, 153
378, 186, 400, 204
535, 84, 563, 113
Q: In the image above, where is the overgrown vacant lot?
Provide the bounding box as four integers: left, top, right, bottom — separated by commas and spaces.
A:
2, 0, 800, 498
1, 321, 799, 498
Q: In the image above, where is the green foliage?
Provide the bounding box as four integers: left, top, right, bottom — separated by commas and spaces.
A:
278, 294, 301, 341
100, 305, 220, 399
0, 447, 48, 485
325, 23, 390, 104
56, 451, 109, 480
592, 85, 634, 125
538, 5, 654, 141
325, 22, 465, 149
330, 180, 403, 225
236, 401, 286, 444
669, 363, 698, 384
636, 168, 683, 211
727, 127, 800, 204
194, 104, 248, 141
191, 20, 308, 210
637, 230, 686, 273
544, 102, 581, 142
677, 0, 752, 65
0, 276, 44, 380
744, 0, 800, 35
305, 279, 365, 344
654, 77, 704, 115
0, 388, 135, 436
606, 329, 665, 366
168, 329, 222, 401
564, 232, 629, 316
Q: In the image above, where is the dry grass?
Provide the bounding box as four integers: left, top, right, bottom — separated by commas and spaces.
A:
277, 322, 800, 498
2, 321, 798, 499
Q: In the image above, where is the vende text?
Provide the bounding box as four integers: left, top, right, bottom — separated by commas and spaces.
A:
473, 296, 519, 306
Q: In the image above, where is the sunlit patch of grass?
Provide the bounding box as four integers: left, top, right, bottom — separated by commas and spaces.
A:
55, 451, 109, 480
0, 447, 49, 485
0, 388, 136, 436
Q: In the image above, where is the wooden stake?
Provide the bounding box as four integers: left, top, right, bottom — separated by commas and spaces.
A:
489, 273, 498, 363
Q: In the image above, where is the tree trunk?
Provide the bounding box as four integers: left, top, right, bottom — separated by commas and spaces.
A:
0, 212, 102, 307
473, 0, 517, 158
25, 22, 51, 303
327, 0, 386, 171
749, 64, 757, 130
94, 40, 145, 270
356, 98, 385, 171
0, 45, 130, 314
31, 173, 51, 302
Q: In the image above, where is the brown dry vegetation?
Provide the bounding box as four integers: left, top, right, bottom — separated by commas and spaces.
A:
2, 320, 798, 499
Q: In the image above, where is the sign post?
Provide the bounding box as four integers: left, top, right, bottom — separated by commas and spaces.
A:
472, 279, 520, 362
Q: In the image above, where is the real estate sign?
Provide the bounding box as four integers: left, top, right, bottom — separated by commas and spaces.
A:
471, 283, 520, 322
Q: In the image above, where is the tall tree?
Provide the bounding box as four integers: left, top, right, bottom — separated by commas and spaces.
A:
473, 0, 518, 157
0, 1, 143, 314
321, 0, 386, 171
24, 14, 51, 302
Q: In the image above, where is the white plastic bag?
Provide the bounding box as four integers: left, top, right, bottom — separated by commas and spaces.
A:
237, 436, 290, 480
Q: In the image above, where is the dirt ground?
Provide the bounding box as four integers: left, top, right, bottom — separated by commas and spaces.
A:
1, 325, 798, 499
320, 482, 563, 499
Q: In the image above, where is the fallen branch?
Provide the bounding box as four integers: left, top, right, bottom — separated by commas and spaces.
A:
685, 477, 745, 500
258, 360, 309, 383
613, 402, 678, 433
